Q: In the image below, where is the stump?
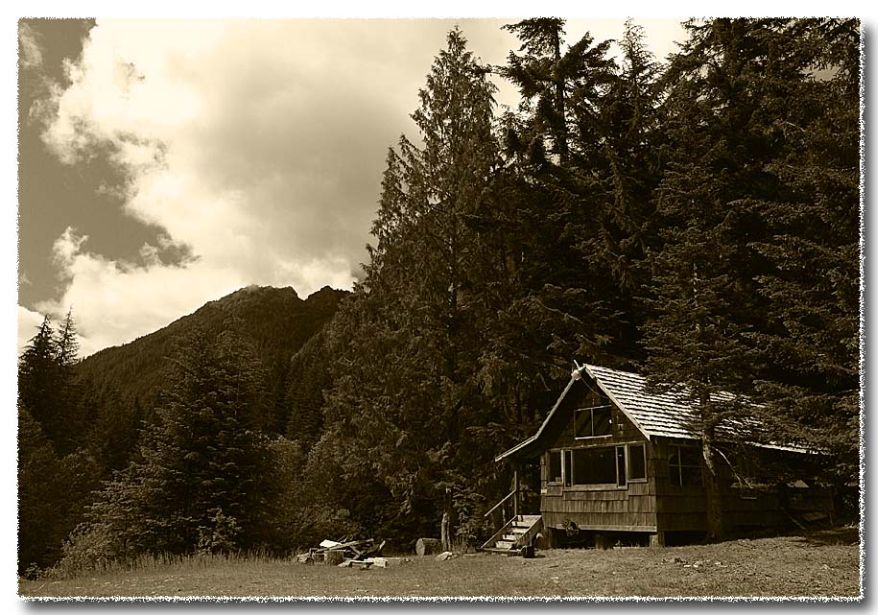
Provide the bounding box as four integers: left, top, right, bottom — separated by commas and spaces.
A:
324, 550, 345, 566
440, 512, 451, 552
415, 537, 442, 557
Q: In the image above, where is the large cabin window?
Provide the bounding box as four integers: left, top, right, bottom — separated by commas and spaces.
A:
574, 405, 612, 438
571, 447, 616, 485
670, 445, 703, 487
560, 443, 649, 488
547, 450, 562, 484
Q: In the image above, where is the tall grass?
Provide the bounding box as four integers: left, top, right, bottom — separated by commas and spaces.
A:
45, 549, 293, 581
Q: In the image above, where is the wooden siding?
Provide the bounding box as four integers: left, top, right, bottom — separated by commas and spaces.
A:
539, 421, 828, 533
535, 381, 830, 535
539, 387, 658, 532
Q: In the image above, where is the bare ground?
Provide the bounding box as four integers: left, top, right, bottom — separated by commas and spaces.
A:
19, 529, 861, 601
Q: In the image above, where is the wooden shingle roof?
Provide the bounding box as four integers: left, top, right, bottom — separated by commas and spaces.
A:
584, 364, 730, 441
495, 363, 807, 463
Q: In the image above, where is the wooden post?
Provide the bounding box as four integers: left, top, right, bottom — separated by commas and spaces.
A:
649, 531, 665, 547
440, 486, 452, 552
513, 468, 520, 518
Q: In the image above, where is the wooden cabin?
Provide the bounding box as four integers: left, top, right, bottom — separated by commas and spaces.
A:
483, 364, 833, 551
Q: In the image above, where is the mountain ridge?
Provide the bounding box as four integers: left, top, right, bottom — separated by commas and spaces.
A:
75, 284, 348, 425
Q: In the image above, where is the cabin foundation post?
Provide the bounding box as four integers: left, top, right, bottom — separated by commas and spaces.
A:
542, 527, 557, 549
649, 531, 665, 547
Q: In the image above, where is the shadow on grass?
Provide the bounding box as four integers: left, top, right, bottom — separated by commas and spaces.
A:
801, 525, 860, 546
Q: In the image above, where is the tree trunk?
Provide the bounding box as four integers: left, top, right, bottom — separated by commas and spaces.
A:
551, 27, 569, 164
440, 512, 451, 552
702, 429, 725, 541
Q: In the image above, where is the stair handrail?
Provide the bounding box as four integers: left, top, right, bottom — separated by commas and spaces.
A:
483, 489, 516, 519
480, 515, 517, 551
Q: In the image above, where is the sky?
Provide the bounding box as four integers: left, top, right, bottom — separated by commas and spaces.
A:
17, 17, 690, 357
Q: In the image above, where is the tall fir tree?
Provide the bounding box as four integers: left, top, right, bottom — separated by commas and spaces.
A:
639, 18, 858, 538
64, 328, 273, 563
18, 316, 61, 439
746, 19, 861, 484
316, 28, 506, 542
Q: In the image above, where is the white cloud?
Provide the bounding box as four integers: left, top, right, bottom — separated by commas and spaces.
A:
36, 227, 248, 357
17, 306, 46, 356
36, 19, 685, 356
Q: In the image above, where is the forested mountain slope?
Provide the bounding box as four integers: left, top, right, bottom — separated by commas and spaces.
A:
75, 285, 346, 424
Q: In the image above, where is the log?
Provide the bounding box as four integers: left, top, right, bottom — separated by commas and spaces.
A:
324, 550, 345, 566
415, 537, 442, 557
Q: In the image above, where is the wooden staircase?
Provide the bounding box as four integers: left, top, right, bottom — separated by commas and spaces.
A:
480, 515, 543, 555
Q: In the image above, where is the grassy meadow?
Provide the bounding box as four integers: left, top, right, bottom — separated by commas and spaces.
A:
20, 529, 860, 600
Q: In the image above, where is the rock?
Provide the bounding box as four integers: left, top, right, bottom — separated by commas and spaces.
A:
435, 551, 454, 561
372, 557, 387, 568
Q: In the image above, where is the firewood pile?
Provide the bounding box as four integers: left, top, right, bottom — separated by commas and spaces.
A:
296, 537, 388, 568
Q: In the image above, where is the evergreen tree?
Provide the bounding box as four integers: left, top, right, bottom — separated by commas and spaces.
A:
317, 28, 504, 542
18, 316, 61, 439
746, 19, 861, 483
639, 18, 858, 538
593, 19, 666, 294
64, 328, 273, 563
499, 18, 650, 367
18, 408, 66, 575
501, 18, 614, 170
19, 310, 89, 454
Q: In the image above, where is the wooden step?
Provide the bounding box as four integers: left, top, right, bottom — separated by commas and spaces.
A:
495, 540, 517, 549
482, 546, 521, 556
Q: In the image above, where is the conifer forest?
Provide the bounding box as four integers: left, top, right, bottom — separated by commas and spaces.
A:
17, 18, 861, 577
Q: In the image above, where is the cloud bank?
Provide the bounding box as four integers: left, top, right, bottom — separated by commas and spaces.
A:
34, 20, 494, 356
27, 19, 685, 357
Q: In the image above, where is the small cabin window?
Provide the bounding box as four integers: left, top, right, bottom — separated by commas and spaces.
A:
628, 444, 647, 481
670, 445, 703, 487
574, 406, 612, 438
571, 447, 616, 485
547, 450, 562, 484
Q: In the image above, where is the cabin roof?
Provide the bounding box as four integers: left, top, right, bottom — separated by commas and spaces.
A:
584, 364, 732, 441
495, 363, 807, 462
